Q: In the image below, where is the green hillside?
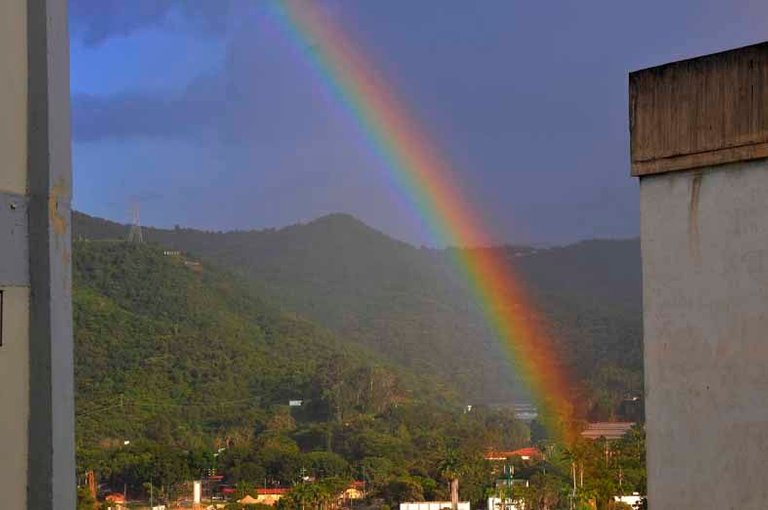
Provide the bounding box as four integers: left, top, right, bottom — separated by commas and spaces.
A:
74, 212, 643, 418
73, 240, 530, 503
74, 240, 460, 444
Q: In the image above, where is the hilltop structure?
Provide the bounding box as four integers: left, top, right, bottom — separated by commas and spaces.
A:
630, 42, 768, 509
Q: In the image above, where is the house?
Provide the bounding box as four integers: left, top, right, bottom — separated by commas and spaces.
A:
254, 488, 290, 506
580, 422, 635, 441
485, 447, 542, 462
341, 481, 366, 501
239, 495, 261, 505
104, 493, 127, 510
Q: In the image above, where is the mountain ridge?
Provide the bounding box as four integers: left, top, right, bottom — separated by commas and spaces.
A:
74, 211, 643, 415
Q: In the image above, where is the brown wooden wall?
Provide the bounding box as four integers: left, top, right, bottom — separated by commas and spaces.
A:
630, 42, 768, 176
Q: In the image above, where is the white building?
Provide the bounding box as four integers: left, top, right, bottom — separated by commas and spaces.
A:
487, 496, 524, 510
613, 493, 643, 509
400, 502, 470, 510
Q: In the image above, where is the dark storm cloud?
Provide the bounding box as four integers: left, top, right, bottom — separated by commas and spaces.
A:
70, 0, 232, 46
71, 0, 768, 245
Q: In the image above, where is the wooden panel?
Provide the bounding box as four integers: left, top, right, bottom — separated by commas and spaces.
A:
630, 42, 768, 176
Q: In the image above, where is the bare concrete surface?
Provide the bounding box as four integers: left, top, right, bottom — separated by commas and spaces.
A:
1, 0, 75, 508
641, 160, 768, 509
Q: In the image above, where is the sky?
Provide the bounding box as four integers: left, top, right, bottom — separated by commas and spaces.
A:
69, 0, 768, 246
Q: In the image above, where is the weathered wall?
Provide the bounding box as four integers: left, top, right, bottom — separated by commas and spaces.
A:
1, 0, 75, 508
630, 42, 768, 176
640, 160, 768, 509
0, 288, 30, 509
0, 0, 27, 194
0, 0, 29, 507
632, 42, 768, 509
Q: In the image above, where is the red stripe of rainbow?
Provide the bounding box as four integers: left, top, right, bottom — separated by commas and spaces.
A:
269, 0, 577, 443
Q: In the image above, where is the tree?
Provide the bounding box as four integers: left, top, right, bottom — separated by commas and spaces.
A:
284, 482, 329, 510
379, 477, 425, 507
437, 449, 462, 510
528, 472, 568, 510
76, 486, 98, 510
305, 451, 350, 479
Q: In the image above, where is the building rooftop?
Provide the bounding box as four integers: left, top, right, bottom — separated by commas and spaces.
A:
485, 447, 542, 460
581, 422, 635, 440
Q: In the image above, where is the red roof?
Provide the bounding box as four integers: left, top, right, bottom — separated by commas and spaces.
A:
510, 447, 542, 458
350, 481, 366, 489
485, 447, 542, 460
105, 494, 126, 503
258, 488, 290, 495
222, 488, 236, 494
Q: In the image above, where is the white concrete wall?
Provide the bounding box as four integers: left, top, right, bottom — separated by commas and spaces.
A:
0, 0, 29, 508
641, 160, 768, 509
0, 0, 26, 195
0, 288, 30, 509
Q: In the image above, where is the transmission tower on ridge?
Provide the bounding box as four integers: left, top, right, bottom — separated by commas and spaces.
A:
128, 203, 144, 243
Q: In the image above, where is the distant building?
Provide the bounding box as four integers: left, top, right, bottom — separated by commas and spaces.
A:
485, 447, 542, 462
104, 493, 127, 510
487, 494, 526, 510
254, 488, 290, 506
580, 422, 634, 441
400, 502, 470, 510
618, 396, 644, 422
613, 493, 644, 509
184, 260, 203, 272
341, 481, 366, 501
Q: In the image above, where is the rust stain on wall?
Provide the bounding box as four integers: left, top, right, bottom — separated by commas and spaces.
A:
48, 180, 67, 237
689, 171, 703, 263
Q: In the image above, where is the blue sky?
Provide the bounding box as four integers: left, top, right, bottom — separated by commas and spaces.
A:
70, 0, 768, 245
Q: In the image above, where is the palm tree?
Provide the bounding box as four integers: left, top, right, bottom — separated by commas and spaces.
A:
287, 482, 329, 510
437, 449, 462, 510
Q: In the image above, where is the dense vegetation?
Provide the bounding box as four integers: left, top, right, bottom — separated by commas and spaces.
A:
74, 212, 644, 419
73, 213, 647, 508
74, 241, 531, 504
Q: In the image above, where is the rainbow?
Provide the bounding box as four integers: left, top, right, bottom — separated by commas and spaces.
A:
269, 0, 578, 443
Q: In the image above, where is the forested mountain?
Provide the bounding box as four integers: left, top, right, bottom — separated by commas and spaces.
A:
74, 240, 444, 447
74, 241, 531, 503
74, 212, 643, 418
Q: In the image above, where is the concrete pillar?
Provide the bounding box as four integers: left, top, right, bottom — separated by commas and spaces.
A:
0, 0, 74, 508
630, 42, 768, 509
